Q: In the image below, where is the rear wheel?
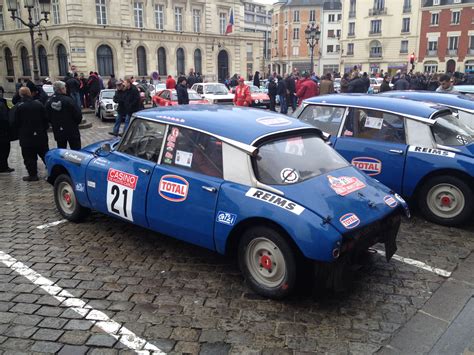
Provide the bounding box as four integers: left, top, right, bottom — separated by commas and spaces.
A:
238, 226, 297, 299
54, 174, 90, 222
418, 175, 473, 226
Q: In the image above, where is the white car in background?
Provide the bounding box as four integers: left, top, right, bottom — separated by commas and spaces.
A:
149, 83, 166, 98
191, 83, 235, 105
95, 89, 117, 121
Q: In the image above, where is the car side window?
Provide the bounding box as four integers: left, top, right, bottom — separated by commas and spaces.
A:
160, 91, 169, 100
161, 126, 223, 178
342, 108, 406, 144
117, 119, 166, 162
298, 105, 345, 136
196, 85, 203, 95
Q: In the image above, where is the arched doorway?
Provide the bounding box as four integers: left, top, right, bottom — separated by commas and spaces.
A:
446, 59, 455, 74
38, 45, 49, 76
157, 47, 167, 75
97, 44, 114, 76
137, 46, 147, 76
57, 44, 68, 77
217, 50, 228, 83
176, 48, 185, 76
194, 49, 202, 75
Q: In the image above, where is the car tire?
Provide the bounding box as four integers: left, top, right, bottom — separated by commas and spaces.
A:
418, 175, 473, 226
238, 226, 297, 299
54, 174, 90, 222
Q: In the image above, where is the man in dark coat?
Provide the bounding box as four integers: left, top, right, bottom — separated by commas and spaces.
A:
361, 72, 371, 93
87, 72, 100, 109
253, 71, 261, 88
11, 87, 49, 181
187, 69, 196, 89
285, 74, 297, 112
379, 74, 392, 92
26, 80, 48, 105
347, 73, 367, 93
122, 79, 141, 133
393, 74, 410, 90
111, 80, 126, 136
66, 73, 82, 110
277, 75, 288, 114
176, 78, 189, 105
267, 77, 277, 112
0, 86, 13, 173
45, 81, 83, 150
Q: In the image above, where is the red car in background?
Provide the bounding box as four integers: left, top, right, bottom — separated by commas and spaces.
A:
152, 89, 209, 107
231, 85, 270, 108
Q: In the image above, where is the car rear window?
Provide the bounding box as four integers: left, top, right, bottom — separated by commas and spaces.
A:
254, 133, 348, 185
432, 114, 474, 146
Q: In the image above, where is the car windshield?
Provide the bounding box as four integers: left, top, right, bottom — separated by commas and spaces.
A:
101, 91, 115, 99
432, 114, 474, 146
171, 92, 202, 101
254, 133, 349, 185
249, 86, 260, 93
205, 84, 229, 95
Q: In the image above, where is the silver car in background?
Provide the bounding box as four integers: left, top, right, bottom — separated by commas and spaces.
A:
95, 89, 117, 121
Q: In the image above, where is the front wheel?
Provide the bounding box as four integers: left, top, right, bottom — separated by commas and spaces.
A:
418, 175, 473, 226
238, 226, 297, 299
54, 174, 90, 222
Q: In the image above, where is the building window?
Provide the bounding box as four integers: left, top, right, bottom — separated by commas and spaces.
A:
194, 49, 202, 74
292, 46, 299, 56
328, 14, 335, 22
451, 11, 460, 25
284, 29, 288, 40
0, 6, 4, 31
400, 40, 408, 53
430, 12, 439, 25
327, 45, 334, 53
134, 2, 144, 28
38, 45, 49, 76
347, 43, 354, 55
57, 44, 68, 77
465, 60, 474, 72
293, 28, 299, 40
154, 4, 164, 30
21, 47, 31, 77
219, 12, 226, 35
369, 40, 382, 58
433, 0, 440, 5
51, 0, 60, 24
176, 48, 185, 75
424, 61, 438, 73
158, 47, 167, 75
15, 1, 22, 28
427, 40, 438, 56
370, 20, 381, 34
32, 0, 40, 24
5, 48, 14, 76
349, 0, 356, 17
470, 36, 474, 52
175, 7, 183, 32
96, 0, 107, 25
193, 9, 201, 33
402, 18, 410, 33
328, 29, 335, 38
247, 43, 253, 61
309, 10, 316, 22
293, 10, 299, 22
137, 46, 147, 76
348, 22, 355, 36
403, 0, 411, 12
448, 36, 459, 53
337, 29, 341, 38
97, 44, 114, 76
373, 0, 384, 9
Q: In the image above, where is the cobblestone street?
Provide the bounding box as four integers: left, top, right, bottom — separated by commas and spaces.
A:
0, 114, 473, 354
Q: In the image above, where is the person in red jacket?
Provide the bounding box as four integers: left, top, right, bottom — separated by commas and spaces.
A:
233, 77, 252, 107
166, 75, 176, 90
296, 72, 319, 106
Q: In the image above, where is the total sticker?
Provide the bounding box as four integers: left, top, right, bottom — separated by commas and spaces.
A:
159, 175, 189, 202
106, 168, 138, 222
339, 213, 360, 229
280, 168, 299, 183
384, 195, 398, 208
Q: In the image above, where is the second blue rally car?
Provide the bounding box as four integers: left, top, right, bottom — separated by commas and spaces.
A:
45, 106, 407, 299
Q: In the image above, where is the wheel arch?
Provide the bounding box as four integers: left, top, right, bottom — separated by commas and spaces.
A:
412, 168, 474, 201
224, 217, 304, 259
47, 164, 70, 185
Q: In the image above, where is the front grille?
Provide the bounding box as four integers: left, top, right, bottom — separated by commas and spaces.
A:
216, 99, 234, 105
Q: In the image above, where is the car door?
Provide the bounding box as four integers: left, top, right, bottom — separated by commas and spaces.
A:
333, 107, 408, 193
86, 118, 166, 228
297, 104, 346, 146
147, 125, 224, 250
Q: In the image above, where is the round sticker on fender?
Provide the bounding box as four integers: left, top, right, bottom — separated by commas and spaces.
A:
159, 175, 189, 202
339, 213, 360, 229
106, 168, 138, 222
280, 168, 299, 183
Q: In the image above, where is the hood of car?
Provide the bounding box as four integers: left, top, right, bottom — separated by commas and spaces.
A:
275, 165, 400, 234
203, 93, 235, 100
251, 93, 270, 100
189, 100, 210, 104
101, 99, 115, 105
83, 138, 120, 154
453, 143, 474, 157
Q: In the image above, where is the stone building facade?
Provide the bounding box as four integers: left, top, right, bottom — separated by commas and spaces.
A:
339, 0, 421, 75
319, 0, 342, 75
0, 0, 262, 92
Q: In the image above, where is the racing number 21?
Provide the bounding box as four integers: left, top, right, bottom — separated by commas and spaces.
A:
106, 168, 138, 222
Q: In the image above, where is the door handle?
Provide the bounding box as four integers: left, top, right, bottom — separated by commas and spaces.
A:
138, 168, 150, 174
389, 149, 404, 155
202, 186, 217, 193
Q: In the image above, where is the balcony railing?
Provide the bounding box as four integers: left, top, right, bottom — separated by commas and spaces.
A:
346, 51, 354, 56
400, 49, 408, 54
369, 52, 382, 58
369, 8, 387, 16
369, 30, 381, 35
426, 49, 438, 56
446, 48, 458, 56
403, 6, 411, 13
348, 32, 355, 37
349, 11, 356, 18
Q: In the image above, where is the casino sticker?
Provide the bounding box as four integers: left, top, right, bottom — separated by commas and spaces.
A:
280, 168, 299, 183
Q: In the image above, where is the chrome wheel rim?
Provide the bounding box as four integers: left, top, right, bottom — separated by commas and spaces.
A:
57, 181, 76, 215
245, 237, 286, 288
427, 183, 465, 219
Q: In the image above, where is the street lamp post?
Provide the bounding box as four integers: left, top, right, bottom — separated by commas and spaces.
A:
304, 23, 320, 75
6, 0, 51, 84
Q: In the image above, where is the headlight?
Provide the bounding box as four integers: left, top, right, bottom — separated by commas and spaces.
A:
255, 99, 259, 104
207, 99, 215, 104
106, 104, 112, 109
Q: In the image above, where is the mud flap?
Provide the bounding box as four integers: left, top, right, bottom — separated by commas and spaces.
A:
384, 225, 399, 262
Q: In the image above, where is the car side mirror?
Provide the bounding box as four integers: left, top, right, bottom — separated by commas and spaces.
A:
96, 143, 112, 156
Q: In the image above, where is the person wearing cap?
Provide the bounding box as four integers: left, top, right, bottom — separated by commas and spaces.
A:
233, 77, 252, 107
